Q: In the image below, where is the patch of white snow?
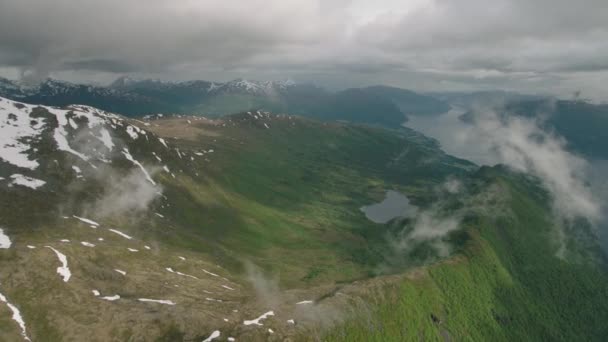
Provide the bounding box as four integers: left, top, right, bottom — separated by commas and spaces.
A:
137, 298, 175, 305
73, 215, 99, 227
101, 295, 120, 301
243, 311, 274, 326
45, 246, 71, 282
202, 330, 220, 342
0, 228, 11, 248
122, 148, 156, 185
0, 290, 31, 341
108, 229, 133, 240
9, 174, 45, 189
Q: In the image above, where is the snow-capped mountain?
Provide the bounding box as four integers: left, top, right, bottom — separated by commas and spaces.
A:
109, 76, 298, 96
206, 79, 298, 96
1, 77, 120, 99
0, 77, 320, 117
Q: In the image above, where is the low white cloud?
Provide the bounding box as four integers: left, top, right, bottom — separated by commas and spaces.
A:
389, 208, 462, 259
408, 104, 601, 224
88, 166, 162, 219
469, 109, 600, 222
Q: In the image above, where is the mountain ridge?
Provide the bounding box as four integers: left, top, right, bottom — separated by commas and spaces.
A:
0, 77, 450, 127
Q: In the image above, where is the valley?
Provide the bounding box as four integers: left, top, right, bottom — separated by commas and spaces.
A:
0, 96, 606, 341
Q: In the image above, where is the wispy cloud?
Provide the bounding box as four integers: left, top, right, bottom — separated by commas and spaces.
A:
468, 108, 600, 223
86, 165, 162, 219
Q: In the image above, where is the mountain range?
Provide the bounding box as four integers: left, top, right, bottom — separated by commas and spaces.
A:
0, 77, 449, 127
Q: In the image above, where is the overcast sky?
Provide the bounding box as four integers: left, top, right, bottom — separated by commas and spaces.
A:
1, 0, 607, 99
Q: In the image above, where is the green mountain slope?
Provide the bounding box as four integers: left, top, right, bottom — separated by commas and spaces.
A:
0, 97, 606, 341
364, 86, 451, 117
326, 167, 608, 341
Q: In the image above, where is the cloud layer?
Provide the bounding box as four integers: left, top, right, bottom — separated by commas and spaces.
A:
1, 0, 608, 97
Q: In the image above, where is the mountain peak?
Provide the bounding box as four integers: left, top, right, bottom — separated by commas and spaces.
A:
110, 76, 169, 89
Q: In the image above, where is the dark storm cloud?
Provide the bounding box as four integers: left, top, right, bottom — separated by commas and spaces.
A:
0, 0, 333, 81
62, 59, 139, 73
0, 0, 607, 98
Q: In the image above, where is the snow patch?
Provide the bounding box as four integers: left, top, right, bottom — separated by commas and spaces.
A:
0, 228, 11, 248
0, 99, 43, 170
202, 269, 220, 277
296, 300, 314, 305
243, 311, 274, 326
0, 289, 31, 341
137, 298, 175, 305
166, 267, 198, 279
80, 241, 95, 247
101, 295, 120, 301
202, 330, 220, 342
73, 215, 99, 227
122, 148, 156, 185
114, 269, 126, 276
0, 97, 119, 169
97, 128, 114, 151
51, 108, 90, 161
108, 229, 133, 240
45, 246, 71, 282
125, 125, 139, 139
9, 174, 45, 189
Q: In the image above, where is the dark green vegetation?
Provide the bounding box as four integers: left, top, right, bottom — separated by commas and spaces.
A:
325, 167, 608, 341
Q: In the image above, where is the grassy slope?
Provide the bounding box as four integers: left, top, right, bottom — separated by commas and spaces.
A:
151, 114, 474, 288
324, 167, 608, 341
